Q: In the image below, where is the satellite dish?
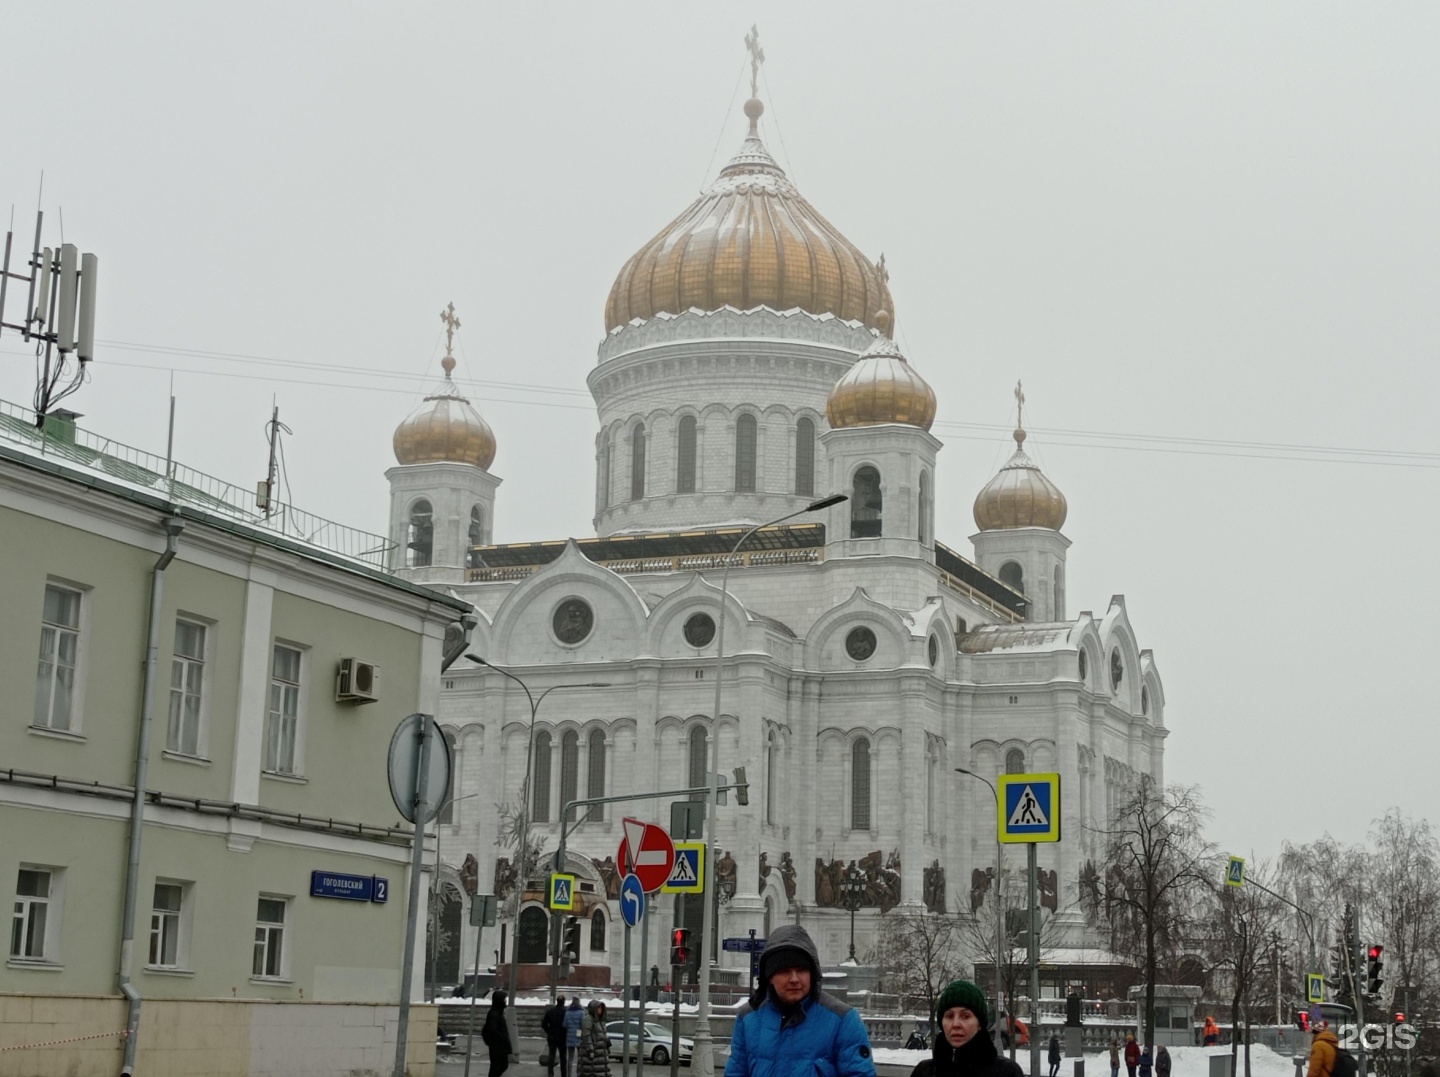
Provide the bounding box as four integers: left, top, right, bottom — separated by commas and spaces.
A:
387, 713, 451, 824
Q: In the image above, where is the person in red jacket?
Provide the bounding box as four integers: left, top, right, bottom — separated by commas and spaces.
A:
1123, 1034, 1141, 1077
1203, 1017, 1221, 1047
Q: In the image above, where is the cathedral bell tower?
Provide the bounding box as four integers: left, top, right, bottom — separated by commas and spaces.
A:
970, 382, 1070, 621
385, 304, 501, 586
819, 310, 942, 561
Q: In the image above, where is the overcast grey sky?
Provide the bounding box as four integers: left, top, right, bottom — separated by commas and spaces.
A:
4, 4, 1437, 859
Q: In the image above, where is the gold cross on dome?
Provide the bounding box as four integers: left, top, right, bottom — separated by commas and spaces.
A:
745, 25, 765, 99
440, 302, 461, 357
1014, 379, 1025, 424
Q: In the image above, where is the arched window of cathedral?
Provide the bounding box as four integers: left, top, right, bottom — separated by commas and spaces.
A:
851, 738, 872, 830
918, 470, 931, 545
630, 424, 646, 501
590, 909, 606, 952
598, 431, 612, 511
532, 731, 552, 823
406, 499, 433, 568
1078, 649, 1088, 684
467, 505, 486, 568
687, 725, 708, 798
1053, 564, 1064, 619
956, 617, 968, 637
438, 731, 458, 824
734, 413, 758, 492
999, 561, 1024, 594
587, 729, 606, 820
1005, 748, 1026, 774
795, 417, 815, 497
1141, 687, 1150, 716
765, 728, 778, 825
1110, 649, 1123, 691
850, 466, 882, 538
677, 415, 697, 494
560, 730, 579, 821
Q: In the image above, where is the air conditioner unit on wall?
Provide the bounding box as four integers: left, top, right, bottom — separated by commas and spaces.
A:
336, 658, 379, 704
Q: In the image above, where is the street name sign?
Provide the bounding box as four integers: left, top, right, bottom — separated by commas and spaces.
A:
661, 841, 705, 894
548, 872, 576, 911
616, 816, 676, 893
998, 772, 1061, 843
310, 870, 389, 903
722, 936, 766, 953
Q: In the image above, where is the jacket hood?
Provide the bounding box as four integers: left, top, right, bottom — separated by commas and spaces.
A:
750, 924, 822, 1009
491, 990, 507, 1010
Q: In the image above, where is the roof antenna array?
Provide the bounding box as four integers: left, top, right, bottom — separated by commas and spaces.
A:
0, 178, 101, 428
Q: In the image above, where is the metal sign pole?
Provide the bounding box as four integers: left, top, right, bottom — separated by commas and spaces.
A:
1028, 842, 1040, 1077
622, 924, 632, 1077
464, 918, 484, 1077
637, 913, 649, 1077
393, 718, 434, 1077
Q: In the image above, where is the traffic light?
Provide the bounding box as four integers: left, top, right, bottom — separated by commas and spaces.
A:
1394, 1013, 1406, 1025
1296, 1011, 1311, 1032
671, 928, 690, 967
563, 917, 581, 962
1366, 945, 1384, 996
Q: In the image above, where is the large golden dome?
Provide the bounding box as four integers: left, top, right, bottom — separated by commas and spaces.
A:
393, 353, 496, 470
826, 311, 937, 430
973, 426, 1067, 532
604, 97, 894, 333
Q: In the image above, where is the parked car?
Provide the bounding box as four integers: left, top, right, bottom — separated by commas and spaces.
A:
606, 1021, 694, 1067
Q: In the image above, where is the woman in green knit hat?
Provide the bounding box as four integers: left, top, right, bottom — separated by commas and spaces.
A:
909, 980, 1023, 1077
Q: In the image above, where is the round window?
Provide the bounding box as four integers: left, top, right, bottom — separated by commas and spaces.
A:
927, 635, 939, 668
683, 612, 716, 648
1078, 650, 1088, 682
845, 626, 877, 662
1110, 649, 1123, 691
552, 598, 595, 645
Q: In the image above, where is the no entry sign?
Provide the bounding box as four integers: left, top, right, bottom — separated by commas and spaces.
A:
617, 816, 676, 893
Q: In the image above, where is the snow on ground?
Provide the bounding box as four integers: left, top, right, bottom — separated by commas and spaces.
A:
872, 1044, 1306, 1077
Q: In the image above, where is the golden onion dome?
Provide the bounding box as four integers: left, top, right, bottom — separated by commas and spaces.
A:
392, 329, 497, 469
826, 311, 937, 430
973, 399, 1067, 531
604, 96, 894, 333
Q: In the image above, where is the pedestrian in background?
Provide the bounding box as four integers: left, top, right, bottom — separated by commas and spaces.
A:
565, 996, 585, 1077
543, 994, 568, 1077
1203, 1018, 1220, 1047
1139, 1044, 1153, 1077
1155, 1044, 1172, 1077
907, 979, 1022, 1077
482, 989, 513, 1077
1109, 1039, 1120, 1077
1124, 1034, 1140, 1077
579, 1000, 610, 1077
1047, 1034, 1061, 1077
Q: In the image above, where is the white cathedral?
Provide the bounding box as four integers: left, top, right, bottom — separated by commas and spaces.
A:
383, 69, 1166, 994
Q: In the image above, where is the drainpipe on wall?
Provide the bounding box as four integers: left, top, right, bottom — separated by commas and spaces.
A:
117, 516, 184, 1077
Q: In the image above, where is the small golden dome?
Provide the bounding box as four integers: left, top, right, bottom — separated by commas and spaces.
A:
604, 97, 894, 333
825, 312, 937, 430
973, 424, 1067, 532
392, 327, 497, 469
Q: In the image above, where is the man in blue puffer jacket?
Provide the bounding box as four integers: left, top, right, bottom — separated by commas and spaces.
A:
726, 925, 876, 1077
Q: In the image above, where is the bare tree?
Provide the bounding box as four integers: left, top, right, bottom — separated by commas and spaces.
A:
495, 797, 550, 924
1095, 776, 1213, 1048
869, 904, 963, 1022
1203, 861, 1287, 1077
1367, 810, 1440, 1027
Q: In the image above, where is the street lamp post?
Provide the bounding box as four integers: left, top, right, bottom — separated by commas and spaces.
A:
692, 492, 847, 1077
464, 655, 610, 1007
957, 767, 1006, 1051
427, 791, 482, 1002
843, 865, 866, 962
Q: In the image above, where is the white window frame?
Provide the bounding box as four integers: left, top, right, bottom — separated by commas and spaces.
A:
251, 894, 291, 981
10, 864, 63, 965
166, 616, 213, 759
33, 579, 90, 735
264, 642, 308, 777
147, 879, 192, 971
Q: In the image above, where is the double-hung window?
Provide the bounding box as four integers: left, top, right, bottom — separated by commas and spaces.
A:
252, 896, 288, 979
35, 584, 82, 730
149, 882, 185, 968
10, 867, 56, 961
167, 621, 206, 755
266, 645, 302, 774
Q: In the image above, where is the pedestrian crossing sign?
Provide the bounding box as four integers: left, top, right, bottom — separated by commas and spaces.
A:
662, 842, 705, 894
548, 872, 576, 911
1226, 856, 1246, 888
1307, 973, 1325, 1004
997, 773, 1061, 844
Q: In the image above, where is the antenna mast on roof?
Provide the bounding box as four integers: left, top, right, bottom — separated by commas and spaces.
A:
0, 181, 101, 428
256, 400, 291, 520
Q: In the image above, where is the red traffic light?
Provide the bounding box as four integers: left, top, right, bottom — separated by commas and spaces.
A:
1369, 945, 1384, 960
1395, 1013, 1406, 1024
